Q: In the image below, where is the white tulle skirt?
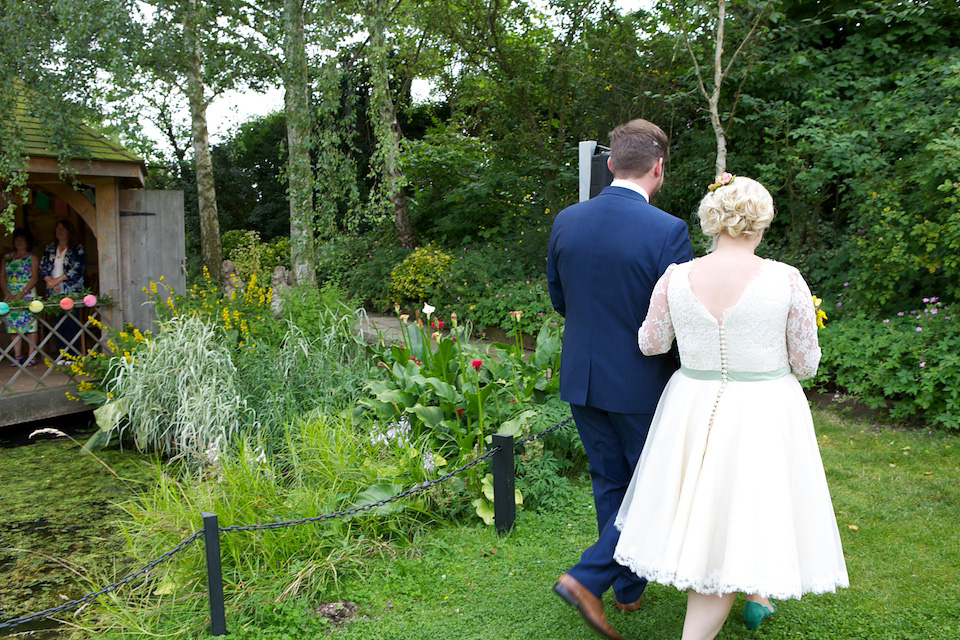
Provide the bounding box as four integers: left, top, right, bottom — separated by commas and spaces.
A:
613, 371, 849, 600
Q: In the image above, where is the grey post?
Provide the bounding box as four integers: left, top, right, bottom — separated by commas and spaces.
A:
202, 512, 227, 635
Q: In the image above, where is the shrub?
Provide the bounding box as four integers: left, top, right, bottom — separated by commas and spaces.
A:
459, 277, 560, 336
315, 234, 410, 312
817, 292, 960, 430
223, 230, 291, 283
388, 245, 455, 307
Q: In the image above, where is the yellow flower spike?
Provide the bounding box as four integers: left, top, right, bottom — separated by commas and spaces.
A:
150, 281, 158, 294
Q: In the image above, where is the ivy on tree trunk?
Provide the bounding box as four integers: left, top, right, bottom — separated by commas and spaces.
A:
283, 0, 317, 286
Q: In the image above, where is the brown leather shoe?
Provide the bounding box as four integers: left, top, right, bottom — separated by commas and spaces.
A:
553, 573, 626, 640
615, 595, 643, 613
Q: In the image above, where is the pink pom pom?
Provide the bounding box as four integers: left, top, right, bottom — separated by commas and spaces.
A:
83, 294, 97, 307
59, 297, 75, 311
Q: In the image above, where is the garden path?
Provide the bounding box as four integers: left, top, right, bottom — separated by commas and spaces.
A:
356, 312, 537, 358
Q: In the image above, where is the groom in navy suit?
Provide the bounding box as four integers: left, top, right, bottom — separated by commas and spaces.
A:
547, 119, 693, 640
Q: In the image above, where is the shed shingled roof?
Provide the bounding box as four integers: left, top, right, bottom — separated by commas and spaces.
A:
13, 99, 145, 167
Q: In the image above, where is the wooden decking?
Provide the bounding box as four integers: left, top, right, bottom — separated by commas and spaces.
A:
0, 363, 87, 427
1, 307, 105, 427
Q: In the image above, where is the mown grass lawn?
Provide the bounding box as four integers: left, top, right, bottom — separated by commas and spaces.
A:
213, 408, 960, 639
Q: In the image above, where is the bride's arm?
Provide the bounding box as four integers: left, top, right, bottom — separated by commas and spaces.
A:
786, 269, 822, 380
638, 265, 676, 356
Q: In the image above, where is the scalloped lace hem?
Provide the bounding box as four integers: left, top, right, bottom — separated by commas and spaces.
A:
612, 553, 849, 600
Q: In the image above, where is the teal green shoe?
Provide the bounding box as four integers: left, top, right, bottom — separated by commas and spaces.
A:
742, 599, 776, 630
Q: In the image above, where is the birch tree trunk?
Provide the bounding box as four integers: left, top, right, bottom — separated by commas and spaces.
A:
673, 0, 768, 178
283, 0, 317, 285
185, 0, 222, 279
709, 0, 727, 176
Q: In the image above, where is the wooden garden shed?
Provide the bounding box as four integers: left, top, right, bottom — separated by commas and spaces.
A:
1, 104, 185, 426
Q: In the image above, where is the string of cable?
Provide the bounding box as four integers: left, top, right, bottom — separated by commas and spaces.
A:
0, 413, 572, 630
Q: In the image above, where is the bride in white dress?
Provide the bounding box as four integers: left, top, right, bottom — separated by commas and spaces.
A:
612, 176, 848, 639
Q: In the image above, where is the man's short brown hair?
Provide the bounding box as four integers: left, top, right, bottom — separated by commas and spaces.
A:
608, 119, 669, 179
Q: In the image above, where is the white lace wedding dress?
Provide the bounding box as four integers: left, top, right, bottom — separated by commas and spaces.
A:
612, 259, 849, 599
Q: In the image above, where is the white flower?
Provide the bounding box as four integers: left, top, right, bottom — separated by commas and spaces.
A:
30, 428, 67, 439
422, 302, 436, 315
254, 448, 266, 465
205, 440, 220, 466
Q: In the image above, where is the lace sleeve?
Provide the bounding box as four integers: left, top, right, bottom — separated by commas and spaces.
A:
786, 269, 822, 380
638, 265, 676, 356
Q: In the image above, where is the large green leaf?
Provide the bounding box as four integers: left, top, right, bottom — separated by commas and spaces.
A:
407, 404, 445, 429
353, 483, 406, 516
472, 497, 494, 525
497, 410, 537, 437
374, 389, 416, 408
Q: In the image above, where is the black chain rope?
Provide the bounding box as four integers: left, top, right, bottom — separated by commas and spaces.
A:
0, 530, 205, 631
0, 414, 574, 630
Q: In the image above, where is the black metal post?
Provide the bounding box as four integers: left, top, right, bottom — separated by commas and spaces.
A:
491, 434, 516, 535
202, 512, 227, 636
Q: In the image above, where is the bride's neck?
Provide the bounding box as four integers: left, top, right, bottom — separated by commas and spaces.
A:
712, 232, 760, 256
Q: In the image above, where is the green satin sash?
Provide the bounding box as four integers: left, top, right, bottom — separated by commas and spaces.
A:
680, 365, 791, 382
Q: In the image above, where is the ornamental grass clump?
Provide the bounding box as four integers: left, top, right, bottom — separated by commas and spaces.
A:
92, 315, 252, 468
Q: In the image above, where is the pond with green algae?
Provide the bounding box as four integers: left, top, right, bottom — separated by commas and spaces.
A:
0, 413, 153, 638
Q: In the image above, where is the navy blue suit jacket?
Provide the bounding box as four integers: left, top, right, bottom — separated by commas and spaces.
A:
547, 186, 694, 414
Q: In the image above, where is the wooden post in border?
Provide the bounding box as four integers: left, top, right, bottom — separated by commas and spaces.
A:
202, 512, 227, 636
491, 434, 516, 535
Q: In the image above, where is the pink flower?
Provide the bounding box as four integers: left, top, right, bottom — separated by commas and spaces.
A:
471, 359, 483, 371
916, 327, 923, 332
920, 362, 926, 367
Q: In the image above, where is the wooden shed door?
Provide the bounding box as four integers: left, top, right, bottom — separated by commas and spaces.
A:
118, 190, 185, 331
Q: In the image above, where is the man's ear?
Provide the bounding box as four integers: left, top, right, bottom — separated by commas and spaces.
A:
607, 156, 615, 174
653, 156, 664, 177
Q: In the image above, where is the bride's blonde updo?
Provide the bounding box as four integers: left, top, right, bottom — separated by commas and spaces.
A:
697, 175, 775, 242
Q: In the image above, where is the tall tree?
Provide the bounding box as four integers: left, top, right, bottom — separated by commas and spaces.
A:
0, 0, 140, 231
364, 0, 417, 247
281, 0, 318, 284
668, 0, 772, 176
183, 0, 223, 277
136, 0, 256, 279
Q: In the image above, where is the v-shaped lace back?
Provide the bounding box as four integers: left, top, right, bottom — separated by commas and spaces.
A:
638, 260, 821, 380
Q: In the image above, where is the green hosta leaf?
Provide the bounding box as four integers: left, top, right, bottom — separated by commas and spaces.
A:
354, 483, 406, 516
407, 404, 445, 429
374, 389, 416, 408
75, 389, 109, 408
482, 473, 495, 501
422, 378, 459, 403
473, 497, 494, 525
498, 410, 537, 437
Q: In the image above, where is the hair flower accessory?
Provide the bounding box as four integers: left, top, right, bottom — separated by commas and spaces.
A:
708, 172, 735, 191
